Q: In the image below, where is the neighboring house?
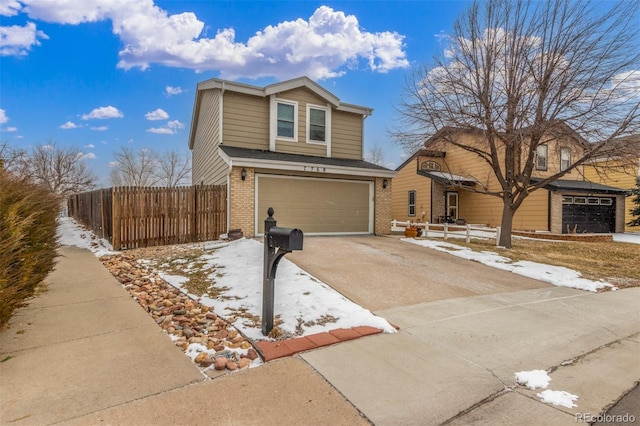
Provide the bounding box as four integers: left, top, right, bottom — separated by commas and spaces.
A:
392, 126, 629, 234
584, 135, 640, 231
188, 76, 395, 237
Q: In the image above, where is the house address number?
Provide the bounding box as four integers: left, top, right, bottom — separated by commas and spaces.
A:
303, 166, 326, 172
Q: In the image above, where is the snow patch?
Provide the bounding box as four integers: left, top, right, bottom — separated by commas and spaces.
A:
403, 238, 616, 292
537, 390, 579, 408
515, 370, 551, 390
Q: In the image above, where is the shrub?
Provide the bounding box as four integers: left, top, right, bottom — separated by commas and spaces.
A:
0, 171, 60, 329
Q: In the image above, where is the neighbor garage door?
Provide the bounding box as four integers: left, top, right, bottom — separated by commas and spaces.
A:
562, 196, 616, 233
256, 175, 373, 235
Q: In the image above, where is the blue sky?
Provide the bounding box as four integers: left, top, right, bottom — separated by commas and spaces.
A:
0, 0, 471, 184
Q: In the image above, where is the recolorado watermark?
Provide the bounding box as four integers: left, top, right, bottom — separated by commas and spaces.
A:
575, 413, 636, 423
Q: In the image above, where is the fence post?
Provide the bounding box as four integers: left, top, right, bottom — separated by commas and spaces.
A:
496, 226, 501, 246
424, 222, 429, 237
391, 219, 397, 230
444, 223, 448, 240
466, 224, 471, 243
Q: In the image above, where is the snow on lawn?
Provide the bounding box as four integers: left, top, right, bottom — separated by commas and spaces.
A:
402, 238, 615, 292
57, 217, 395, 341
56, 217, 117, 257
157, 238, 396, 341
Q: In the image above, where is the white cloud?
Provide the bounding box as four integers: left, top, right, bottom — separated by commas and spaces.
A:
91, 126, 108, 131
77, 152, 97, 160
0, 0, 22, 17
0, 22, 48, 56
5, 126, 17, 132
147, 119, 184, 135
167, 119, 184, 130
145, 108, 169, 121
60, 120, 78, 129
147, 127, 174, 135
165, 86, 183, 96
611, 70, 640, 98
81, 106, 123, 120
17, 1, 408, 79
84, 144, 95, 148
0, 109, 8, 124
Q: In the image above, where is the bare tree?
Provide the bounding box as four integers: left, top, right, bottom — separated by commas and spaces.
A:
154, 150, 191, 187
3, 142, 98, 196
394, 0, 640, 247
109, 146, 159, 187
364, 143, 387, 166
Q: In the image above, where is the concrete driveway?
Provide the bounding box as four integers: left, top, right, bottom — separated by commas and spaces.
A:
288, 235, 550, 311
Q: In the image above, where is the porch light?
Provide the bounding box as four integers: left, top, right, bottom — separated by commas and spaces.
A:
383, 179, 388, 189
241, 168, 247, 181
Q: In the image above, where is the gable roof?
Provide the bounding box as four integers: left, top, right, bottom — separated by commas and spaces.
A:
189, 76, 373, 149
219, 146, 395, 178
590, 134, 640, 160
395, 149, 446, 171
423, 121, 590, 150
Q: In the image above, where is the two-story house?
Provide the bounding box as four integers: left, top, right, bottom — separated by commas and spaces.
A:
188, 77, 396, 237
584, 135, 640, 231
392, 125, 629, 234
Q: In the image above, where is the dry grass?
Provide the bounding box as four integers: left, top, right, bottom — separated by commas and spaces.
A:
452, 238, 640, 289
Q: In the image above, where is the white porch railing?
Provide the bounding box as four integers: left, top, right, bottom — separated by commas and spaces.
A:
391, 220, 502, 246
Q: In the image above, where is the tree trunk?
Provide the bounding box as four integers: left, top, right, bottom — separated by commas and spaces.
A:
499, 200, 515, 248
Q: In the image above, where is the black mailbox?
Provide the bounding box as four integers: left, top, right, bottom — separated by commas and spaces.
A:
268, 226, 303, 251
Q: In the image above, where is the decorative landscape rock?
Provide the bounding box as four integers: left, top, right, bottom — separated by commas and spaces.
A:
99, 251, 260, 373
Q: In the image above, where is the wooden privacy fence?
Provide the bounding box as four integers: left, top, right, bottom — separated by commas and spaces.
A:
68, 185, 227, 250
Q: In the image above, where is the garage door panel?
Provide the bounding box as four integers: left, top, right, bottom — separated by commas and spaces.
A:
257, 176, 372, 234
562, 197, 615, 233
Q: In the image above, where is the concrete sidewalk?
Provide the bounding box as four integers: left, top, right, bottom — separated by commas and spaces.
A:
0, 247, 367, 426
302, 287, 640, 425
1, 244, 639, 425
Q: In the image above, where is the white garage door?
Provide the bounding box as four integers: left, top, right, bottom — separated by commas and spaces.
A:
256, 175, 373, 235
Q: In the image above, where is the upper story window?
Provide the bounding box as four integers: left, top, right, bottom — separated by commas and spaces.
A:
535, 144, 548, 171
277, 101, 297, 141
307, 105, 328, 144
560, 147, 571, 171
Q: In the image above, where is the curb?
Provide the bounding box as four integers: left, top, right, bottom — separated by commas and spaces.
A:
256, 326, 384, 361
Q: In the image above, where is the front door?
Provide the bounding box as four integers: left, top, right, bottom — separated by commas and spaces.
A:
446, 192, 458, 222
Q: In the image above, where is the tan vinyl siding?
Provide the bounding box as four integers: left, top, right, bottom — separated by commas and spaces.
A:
271, 87, 364, 160
456, 187, 548, 230
533, 139, 584, 178
192, 89, 221, 185
276, 139, 327, 156
222, 91, 269, 150
584, 159, 640, 230
331, 111, 363, 160
391, 158, 432, 222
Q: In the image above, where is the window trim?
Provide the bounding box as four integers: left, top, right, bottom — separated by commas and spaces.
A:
535, 144, 548, 171
306, 104, 329, 145
275, 99, 298, 142
560, 147, 571, 172
408, 190, 416, 217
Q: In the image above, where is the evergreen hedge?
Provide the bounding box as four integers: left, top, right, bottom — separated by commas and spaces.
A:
0, 171, 60, 329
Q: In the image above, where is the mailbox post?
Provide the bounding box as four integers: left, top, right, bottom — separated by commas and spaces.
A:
262, 208, 303, 336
